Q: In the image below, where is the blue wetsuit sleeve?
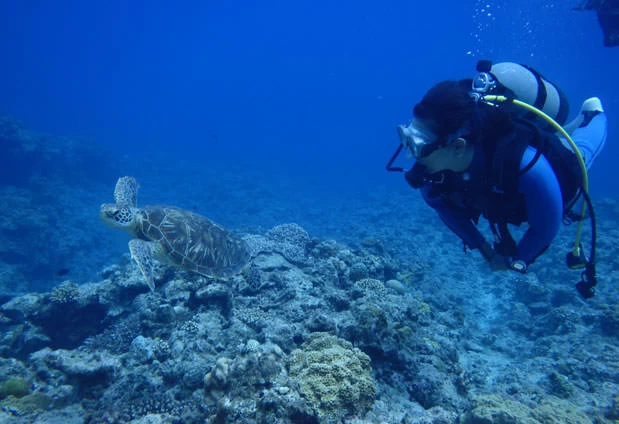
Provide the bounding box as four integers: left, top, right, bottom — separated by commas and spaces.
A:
420, 185, 486, 249
516, 147, 563, 264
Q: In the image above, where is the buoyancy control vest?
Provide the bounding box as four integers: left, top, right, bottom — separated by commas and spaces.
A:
483, 118, 583, 222
470, 61, 582, 210
407, 116, 583, 226
435, 61, 583, 224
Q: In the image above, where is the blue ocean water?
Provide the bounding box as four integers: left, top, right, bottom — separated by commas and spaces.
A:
0, 0, 617, 288
0, 0, 616, 285
0, 2, 618, 422
1, 0, 617, 190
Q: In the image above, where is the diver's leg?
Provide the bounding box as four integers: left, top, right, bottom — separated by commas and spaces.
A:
572, 112, 607, 170
563, 98, 607, 169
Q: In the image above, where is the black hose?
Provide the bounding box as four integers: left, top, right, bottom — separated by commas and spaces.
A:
575, 188, 598, 299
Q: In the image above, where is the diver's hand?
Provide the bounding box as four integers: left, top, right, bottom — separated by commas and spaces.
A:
479, 242, 509, 271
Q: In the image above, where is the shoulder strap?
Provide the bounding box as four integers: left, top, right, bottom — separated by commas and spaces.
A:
521, 64, 570, 126
491, 120, 540, 194
491, 119, 583, 209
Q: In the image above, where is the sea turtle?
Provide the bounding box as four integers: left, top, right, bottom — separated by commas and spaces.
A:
100, 176, 250, 291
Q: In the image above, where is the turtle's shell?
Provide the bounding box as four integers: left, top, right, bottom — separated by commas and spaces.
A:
135, 206, 249, 277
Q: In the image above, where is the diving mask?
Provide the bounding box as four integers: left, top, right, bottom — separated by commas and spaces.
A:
397, 119, 438, 158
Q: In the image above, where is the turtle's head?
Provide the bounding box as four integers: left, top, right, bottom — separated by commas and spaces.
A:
100, 203, 136, 230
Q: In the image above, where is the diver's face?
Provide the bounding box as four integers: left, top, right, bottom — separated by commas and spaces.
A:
416, 138, 473, 174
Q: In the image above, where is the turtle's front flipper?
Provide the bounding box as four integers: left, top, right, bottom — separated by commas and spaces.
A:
114, 176, 139, 208
129, 239, 156, 291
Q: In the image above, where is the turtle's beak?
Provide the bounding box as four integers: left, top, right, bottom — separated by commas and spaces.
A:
99, 204, 118, 225
100, 204, 112, 216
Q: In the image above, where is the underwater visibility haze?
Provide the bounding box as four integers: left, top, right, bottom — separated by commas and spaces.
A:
0, 1, 617, 423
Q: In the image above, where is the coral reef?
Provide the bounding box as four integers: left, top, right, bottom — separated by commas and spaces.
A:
288, 332, 376, 422
0, 118, 618, 423
0, 377, 30, 399
461, 394, 594, 424
0, 215, 614, 423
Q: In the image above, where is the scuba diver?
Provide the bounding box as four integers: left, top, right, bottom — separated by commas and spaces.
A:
574, 0, 619, 46
386, 61, 607, 298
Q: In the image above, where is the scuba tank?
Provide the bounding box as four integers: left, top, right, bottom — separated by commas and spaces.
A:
472, 60, 570, 129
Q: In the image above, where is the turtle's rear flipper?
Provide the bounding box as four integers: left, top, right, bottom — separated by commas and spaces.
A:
129, 239, 156, 291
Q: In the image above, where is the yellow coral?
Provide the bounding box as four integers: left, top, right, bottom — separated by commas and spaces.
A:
288, 332, 376, 423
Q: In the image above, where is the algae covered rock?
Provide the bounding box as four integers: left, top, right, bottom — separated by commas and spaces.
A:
0, 377, 30, 398
0, 392, 52, 416
202, 341, 317, 423
461, 394, 593, 424
287, 332, 376, 423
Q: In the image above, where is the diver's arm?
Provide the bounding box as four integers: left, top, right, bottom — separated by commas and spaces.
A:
420, 185, 487, 250
516, 148, 563, 264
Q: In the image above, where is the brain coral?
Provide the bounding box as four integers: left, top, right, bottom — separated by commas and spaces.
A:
287, 332, 376, 423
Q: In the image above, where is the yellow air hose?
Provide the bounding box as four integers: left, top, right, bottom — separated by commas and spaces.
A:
481, 95, 589, 259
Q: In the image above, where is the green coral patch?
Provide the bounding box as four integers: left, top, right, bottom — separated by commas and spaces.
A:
288, 332, 376, 423
461, 394, 594, 424
0, 378, 30, 399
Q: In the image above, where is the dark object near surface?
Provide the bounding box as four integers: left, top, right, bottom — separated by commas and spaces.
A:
574, 0, 619, 46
